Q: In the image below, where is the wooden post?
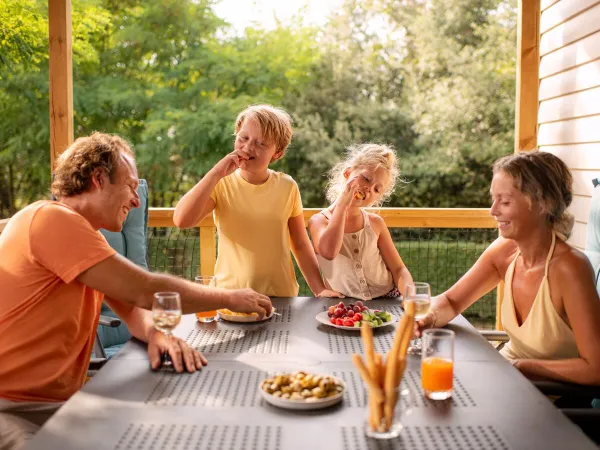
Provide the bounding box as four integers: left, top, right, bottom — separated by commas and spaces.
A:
199, 226, 216, 277
48, 0, 73, 170
496, 0, 541, 330
514, 0, 540, 152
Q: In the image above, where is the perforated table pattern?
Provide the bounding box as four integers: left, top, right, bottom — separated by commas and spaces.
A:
26, 297, 596, 450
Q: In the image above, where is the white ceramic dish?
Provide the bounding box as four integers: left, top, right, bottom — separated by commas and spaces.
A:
259, 376, 345, 410
217, 307, 276, 323
315, 310, 398, 331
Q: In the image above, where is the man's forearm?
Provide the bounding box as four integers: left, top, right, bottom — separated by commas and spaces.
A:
139, 273, 232, 314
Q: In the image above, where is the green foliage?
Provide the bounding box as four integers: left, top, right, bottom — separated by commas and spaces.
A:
1, 0, 516, 218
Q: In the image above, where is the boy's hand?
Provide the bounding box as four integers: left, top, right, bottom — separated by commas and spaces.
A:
212, 150, 250, 178
336, 176, 361, 210
316, 289, 345, 298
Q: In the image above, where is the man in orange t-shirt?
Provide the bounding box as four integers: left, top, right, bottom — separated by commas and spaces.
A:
0, 133, 272, 449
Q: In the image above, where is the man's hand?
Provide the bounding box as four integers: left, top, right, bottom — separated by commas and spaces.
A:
148, 328, 207, 373
227, 288, 272, 319
316, 289, 345, 298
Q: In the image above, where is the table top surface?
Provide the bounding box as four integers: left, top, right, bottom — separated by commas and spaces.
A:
25, 297, 596, 450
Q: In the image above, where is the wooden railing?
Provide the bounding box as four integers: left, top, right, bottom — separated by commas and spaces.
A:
1, 208, 501, 327
148, 206, 497, 273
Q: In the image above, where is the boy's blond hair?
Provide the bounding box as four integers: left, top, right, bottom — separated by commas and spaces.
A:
326, 143, 400, 207
235, 104, 293, 155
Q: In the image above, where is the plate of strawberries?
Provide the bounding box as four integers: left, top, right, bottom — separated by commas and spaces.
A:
316, 301, 397, 330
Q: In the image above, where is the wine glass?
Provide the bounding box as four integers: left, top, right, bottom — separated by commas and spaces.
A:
152, 292, 182, 367
405, 282, 431, 355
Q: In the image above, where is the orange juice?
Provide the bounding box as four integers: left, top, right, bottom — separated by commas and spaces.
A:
196, 310, 217, 321
421, 356, 453, 399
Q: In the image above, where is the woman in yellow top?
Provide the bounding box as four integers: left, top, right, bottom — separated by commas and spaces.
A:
417, 151, 600, 386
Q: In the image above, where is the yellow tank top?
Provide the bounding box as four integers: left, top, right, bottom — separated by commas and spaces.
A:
500, 232, 578, 360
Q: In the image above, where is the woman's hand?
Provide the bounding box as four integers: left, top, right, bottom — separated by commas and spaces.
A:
414, 311, 436, 337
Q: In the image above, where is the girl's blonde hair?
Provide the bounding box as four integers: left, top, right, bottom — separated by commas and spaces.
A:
326, 143, 400, 207
492, 151, 574, 237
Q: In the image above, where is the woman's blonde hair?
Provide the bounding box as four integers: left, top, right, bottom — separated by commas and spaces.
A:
326, 143, 400, 207
51, 132, 134, 199
235, 104, 293, 155
492, 151, 574, 237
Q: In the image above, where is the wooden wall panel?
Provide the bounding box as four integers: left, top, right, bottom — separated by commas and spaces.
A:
570, 195, 592, 223
570, 169, 600, 198
569, 220, 587, 249
538, 86, 600, 123
538, 115, 600, 145
540, 0, 560, 11
540, 3, 600, 56
539, 31, 600, 79
542, 143, 600, 169
541, 0, 560, 12
539, 60, 600, 100
540, 0, 599, 33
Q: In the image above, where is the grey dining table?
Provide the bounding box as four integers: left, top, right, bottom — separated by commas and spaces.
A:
25, 297, 596, 449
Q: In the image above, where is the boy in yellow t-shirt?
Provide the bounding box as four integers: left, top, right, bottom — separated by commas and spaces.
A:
174, 104, 342, 298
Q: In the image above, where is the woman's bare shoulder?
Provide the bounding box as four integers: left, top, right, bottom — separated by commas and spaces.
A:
552, 239, 594, 279
485, 237, 520, 270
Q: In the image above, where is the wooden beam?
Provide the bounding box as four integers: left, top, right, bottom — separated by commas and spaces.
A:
48, 0, 73, 170
514, 0, 541, 152
147, 207, 498, 229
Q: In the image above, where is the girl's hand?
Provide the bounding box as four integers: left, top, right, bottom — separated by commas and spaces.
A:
212, 149, 250, 178
316, 289, 345, 298
335, 176, 361, 210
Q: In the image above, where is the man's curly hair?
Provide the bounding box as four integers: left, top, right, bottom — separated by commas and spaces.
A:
51, 132, 134, 199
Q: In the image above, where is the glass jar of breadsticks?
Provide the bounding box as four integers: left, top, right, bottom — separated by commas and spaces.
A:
353, 301, 416, 439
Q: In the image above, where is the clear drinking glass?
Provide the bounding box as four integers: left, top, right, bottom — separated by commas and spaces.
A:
421, 329, 455, 400
405, 282, 431, 354
152, 292, 182, 367
194, 275, 217, 323
364, 383, 413, 439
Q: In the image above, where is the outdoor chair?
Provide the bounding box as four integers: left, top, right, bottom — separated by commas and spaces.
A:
91, 179, 149, 370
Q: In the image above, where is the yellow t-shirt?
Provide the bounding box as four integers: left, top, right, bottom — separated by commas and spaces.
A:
210, 169, 303, 296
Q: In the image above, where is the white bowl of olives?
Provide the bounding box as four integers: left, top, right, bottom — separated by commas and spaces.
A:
259, 371, 345, 410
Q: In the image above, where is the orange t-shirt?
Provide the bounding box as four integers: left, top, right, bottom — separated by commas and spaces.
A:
0, 201, 116, 402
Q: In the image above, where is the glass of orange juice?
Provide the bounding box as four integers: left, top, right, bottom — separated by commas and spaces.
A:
421, 329, 455, 400
195, 275, 217, 323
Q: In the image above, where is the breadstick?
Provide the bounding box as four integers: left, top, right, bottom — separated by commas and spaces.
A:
370, 353, 384, 430
398, 300, 416, 362
352, 354, 384, 404
360, 323, 377, 428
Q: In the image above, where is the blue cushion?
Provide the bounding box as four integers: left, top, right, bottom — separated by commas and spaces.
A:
585, 178, 600, 294
100, 179, 149, 271
97, 179, 149, 354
